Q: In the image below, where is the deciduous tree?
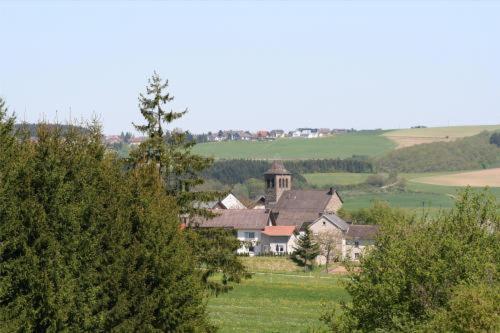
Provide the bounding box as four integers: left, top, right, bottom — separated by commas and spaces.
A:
315, 230, 342, 273
323, 188, 499, 332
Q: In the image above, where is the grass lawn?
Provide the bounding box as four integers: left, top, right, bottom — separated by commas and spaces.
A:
240, 256, 303, 273
208, 272, 348, 332
193, 133, 395, 160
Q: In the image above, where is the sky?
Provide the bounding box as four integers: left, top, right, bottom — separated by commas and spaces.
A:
0, 1, 499, 135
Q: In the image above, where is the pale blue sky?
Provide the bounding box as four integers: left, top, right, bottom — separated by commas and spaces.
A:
0, 1, 499, 134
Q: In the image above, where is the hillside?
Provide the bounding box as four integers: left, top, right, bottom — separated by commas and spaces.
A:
376, 132, 500, 173
193, 132, 395, 160
384, 124, 500, 148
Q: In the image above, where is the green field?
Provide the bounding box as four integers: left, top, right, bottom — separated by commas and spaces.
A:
384, 124, 500, 138
342, 192, 454, 212
303, 171, 500, 213
209, 259, 348, 332
194, 133, 396, 160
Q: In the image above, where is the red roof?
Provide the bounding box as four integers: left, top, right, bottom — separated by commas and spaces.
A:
262, 226, 296, 236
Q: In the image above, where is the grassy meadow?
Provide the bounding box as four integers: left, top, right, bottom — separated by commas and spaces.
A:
193, 132, 395, 160
209, 257, 348, 332
304, 171, 500, 213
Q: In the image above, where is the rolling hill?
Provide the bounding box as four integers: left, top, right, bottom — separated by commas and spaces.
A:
383, 124, 500, 148
193, 132, 396, 160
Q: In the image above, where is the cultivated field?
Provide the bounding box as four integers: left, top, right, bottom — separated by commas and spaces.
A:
384, 125, 500, 148
303, 171, 500, 214
193, 132, 395, 160
413, 168, 500, 187
209, 257, 348, 332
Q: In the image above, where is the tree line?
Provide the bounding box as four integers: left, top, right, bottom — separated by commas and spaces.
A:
202, 158, 373, 185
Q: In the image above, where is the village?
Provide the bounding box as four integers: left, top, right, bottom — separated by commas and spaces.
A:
188, 161, 378, 264
104, 127, 355, 146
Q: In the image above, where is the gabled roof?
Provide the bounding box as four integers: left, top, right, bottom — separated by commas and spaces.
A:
262, 226, 296, 236
346, 225, 379, 240
274, 189, 334, 212
195, 209, 269, 229
219, 193, 247, 209
321, 213, 349, 231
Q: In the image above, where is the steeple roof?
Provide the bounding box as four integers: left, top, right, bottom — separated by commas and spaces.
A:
264, 160, 291, 175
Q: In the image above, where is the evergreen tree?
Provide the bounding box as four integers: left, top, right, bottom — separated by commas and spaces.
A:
131, 72, 249, 293
291, 229, 320, 271
131, 71, 219, 218
186, 228, 251, 296
0, 114, 212, 331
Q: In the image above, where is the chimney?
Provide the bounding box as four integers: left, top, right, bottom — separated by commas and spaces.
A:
328, 187, 335, 195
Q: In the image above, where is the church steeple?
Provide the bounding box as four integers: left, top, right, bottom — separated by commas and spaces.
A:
264, 161, 291, 207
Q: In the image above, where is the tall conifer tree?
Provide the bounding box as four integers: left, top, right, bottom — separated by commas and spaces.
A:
132, 72, 219, 218
131, 73, 249, 294
292, 229, 320, 271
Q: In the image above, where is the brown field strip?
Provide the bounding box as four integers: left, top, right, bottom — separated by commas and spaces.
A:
413, 168, 500, 187
385, 136, 454, 149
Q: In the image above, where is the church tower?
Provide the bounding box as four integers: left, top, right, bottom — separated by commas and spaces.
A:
264, 160, 291, 207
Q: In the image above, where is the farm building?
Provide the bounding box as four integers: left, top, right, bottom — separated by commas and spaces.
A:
191, 161, 378, 260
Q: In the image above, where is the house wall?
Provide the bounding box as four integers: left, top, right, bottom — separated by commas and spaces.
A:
343, 239, 375, 261
309, 217, 344, 264
260, 234, 296, 254
236, 229, 262, 255
325, 193, 343, 213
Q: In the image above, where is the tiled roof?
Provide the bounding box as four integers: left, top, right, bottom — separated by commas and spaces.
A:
274, 190, 333, 212
194, 209, 269, 229
271, 210, 322, 227
262, 225, 296, 236
346, 225, 379, 240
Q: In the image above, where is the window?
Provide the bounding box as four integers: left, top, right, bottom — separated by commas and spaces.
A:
285, 178, 289, 188
354, 240, 360, 248
275, 244, 284, 253
354, 253, 360, 260
244, 232, 255, 239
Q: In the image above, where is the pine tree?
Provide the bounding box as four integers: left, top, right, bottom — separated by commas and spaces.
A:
131, 72, 250, 294
131, 71, 219, 218
292, 229, 320, 271
0, 114, 212, 331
